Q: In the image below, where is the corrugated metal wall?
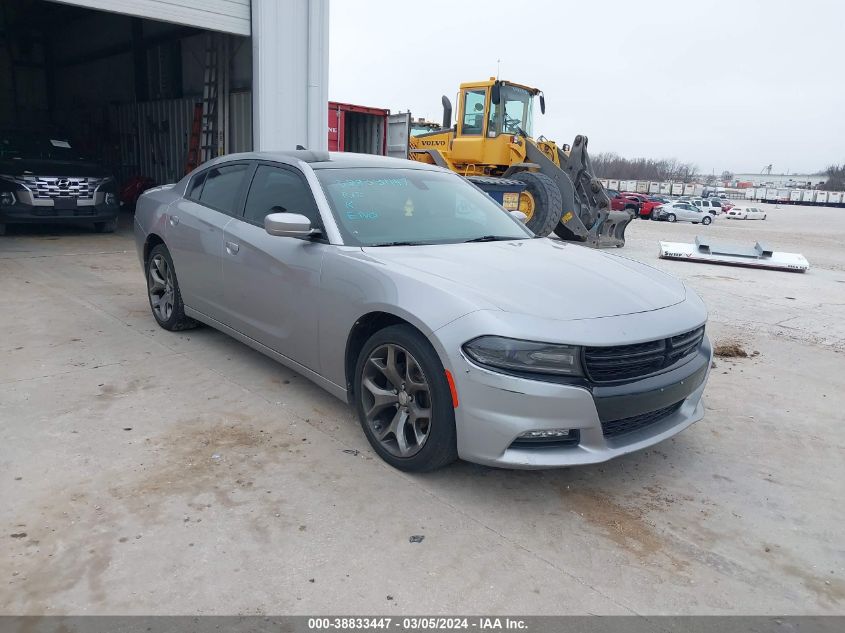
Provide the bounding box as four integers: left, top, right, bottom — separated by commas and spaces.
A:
114, 92, 252, 185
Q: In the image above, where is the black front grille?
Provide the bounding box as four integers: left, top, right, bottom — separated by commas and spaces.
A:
601, 401, 684, 439
584, 326, 704, 383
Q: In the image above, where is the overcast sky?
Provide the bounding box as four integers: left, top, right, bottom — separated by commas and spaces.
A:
329, 0, 843, 175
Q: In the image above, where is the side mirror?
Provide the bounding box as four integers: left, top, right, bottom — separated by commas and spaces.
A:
539, 93, 546, 115
509, 210, 528, 223
264, 212, 319, 238
491, 81, 501, 105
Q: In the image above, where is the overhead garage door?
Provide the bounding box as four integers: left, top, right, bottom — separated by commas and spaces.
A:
52, 0, 251, 35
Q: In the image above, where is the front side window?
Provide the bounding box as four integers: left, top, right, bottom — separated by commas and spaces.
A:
187, 171, 206, 200
242, 165, 319, 226
461, 89, 487, 135
487, 84, 534, 137
315, 167, 531, 246
198, 163, 250, 215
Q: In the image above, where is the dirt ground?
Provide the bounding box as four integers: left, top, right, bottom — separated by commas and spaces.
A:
1, 203, 843, 615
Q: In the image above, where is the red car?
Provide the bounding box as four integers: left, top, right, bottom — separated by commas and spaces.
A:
639, 195, 671, 218
606, 189, 641, 214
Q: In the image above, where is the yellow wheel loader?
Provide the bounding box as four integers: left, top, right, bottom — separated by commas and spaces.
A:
407, 78, 633, 247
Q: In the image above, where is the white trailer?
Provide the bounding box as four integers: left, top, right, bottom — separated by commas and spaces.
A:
789, 190, 802, 203
682, 183, 696, 195
801, 190, 816, 203
815, 191, 829, 205
671, 182, 684, 196
598, 179, 608, 188
621, 180, 636, 192
608, 179, 619, 190
776, 189, 790, 202
660, 182, 671, 195
764, 188, 778, 201
829, 192, 843, 205
693, 184, 705, 197
744, 189, 755, 200
649, 182, 660, 194
635, 181, 648, 193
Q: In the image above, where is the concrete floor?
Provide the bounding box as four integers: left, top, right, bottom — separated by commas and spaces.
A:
1, 205, 843, 615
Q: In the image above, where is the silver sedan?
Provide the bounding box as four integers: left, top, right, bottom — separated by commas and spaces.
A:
134, 151, 711, 471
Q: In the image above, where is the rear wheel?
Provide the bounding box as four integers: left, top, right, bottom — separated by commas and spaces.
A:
701, 216, 712, 225
146, 243, 198, 331
511, 171, 562, 237
667, 213, 677, 223
354, 325, 457, 472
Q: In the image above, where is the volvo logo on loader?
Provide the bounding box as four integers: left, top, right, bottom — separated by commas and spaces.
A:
419, 140, 446, 147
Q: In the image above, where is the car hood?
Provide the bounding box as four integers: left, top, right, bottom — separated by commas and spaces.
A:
361, 238, 687, 321
0, 158, 110, 178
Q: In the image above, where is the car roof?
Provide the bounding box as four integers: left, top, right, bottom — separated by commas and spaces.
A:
203, 150, 445, 172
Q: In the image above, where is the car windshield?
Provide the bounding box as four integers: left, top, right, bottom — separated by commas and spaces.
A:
0, 131, 85, 161
315, 167, 533, 247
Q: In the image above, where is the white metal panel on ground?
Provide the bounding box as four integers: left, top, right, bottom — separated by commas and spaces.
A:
659, 238, 809, 273
51, 0, 251, 35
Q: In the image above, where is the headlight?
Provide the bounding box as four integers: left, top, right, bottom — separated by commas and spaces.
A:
104, 193, 117, 205
0, 191, 16, 206
463, 336, 583, 376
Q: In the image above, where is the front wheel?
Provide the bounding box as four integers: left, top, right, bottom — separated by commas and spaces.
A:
701, 216, 712, 225
94, 218, 117, 233
667, 213, 677, 223
354, 325, 457, 472
511, 171, 563, 237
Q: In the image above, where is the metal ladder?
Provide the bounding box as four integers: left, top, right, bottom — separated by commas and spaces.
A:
199, 34, 218, 164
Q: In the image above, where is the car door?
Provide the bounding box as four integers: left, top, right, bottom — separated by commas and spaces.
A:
221, 162, 329, 372
679, 203, 697, 221
165, 162, 252, 321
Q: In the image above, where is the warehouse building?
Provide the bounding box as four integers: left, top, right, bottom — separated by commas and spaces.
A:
0, 0, 329, 186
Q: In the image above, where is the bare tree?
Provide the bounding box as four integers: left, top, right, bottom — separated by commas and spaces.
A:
592, 153, 699, 183
821, 164, 845, 191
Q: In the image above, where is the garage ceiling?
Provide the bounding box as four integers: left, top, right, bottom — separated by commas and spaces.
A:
50, 0, 251, 36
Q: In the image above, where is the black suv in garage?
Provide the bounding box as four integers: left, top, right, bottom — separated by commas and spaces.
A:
0, 130, 119, 235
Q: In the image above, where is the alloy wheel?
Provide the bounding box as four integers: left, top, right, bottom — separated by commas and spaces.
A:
148, 254, 175, 322
361, 343, 433, 458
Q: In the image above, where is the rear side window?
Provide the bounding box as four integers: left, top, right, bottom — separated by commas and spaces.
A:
187, 172, 206, 200
198, 163, 251, 215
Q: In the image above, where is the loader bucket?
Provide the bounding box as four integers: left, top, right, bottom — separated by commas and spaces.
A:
584, 209, 634, 249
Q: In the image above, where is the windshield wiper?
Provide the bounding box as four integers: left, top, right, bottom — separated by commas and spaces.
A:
367, 240, 429, 247
462, 235, 519, 243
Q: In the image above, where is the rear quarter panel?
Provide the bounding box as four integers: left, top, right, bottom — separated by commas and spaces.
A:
134, 184, 180, 267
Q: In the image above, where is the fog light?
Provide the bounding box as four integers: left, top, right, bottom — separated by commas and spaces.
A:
518, 429, 572, 439
104, 193, 117, 205
0, 191, 15, 206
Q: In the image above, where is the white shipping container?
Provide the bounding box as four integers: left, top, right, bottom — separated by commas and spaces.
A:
636, 181, 649, 193
764, 188, 778, 201
659, 182, 671, 195
671, 183, 684, 195
608, 179, 619, 190
789, 190, 802, 202
777, 189, 790, 202
745, 189, 755, 200
829, 192, 843, 204
620, 180, 634, 192
801, 190, 816, 203
683, 183, 696, 195
815, 191, 829, 204
648, 182, 660, 193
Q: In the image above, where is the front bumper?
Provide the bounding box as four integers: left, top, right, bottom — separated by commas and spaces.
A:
0, 200, 119, 224
434, 308, 712, 469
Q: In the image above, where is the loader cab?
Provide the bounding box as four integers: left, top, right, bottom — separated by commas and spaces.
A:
451, 79, 541, 172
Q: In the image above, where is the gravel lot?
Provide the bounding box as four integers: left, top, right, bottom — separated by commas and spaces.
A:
1, 203, 843, 615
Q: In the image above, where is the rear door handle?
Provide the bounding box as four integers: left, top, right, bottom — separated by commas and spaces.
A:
225, 241, 239, 254
168, 214, 179, 226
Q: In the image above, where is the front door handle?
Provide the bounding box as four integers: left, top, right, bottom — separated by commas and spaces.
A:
168, 214, 179, 226
225, 241, 240, 254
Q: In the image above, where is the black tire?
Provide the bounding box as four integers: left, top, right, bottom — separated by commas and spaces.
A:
354, 324, 457, 472
94, 217, 117, 233
701, 216, 712, 225
146, 243, 198, 331
511, 171, 562, 237
667, 213, 677, 223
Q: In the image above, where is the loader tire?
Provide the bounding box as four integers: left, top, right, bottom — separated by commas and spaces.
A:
511, 171, 562, 237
